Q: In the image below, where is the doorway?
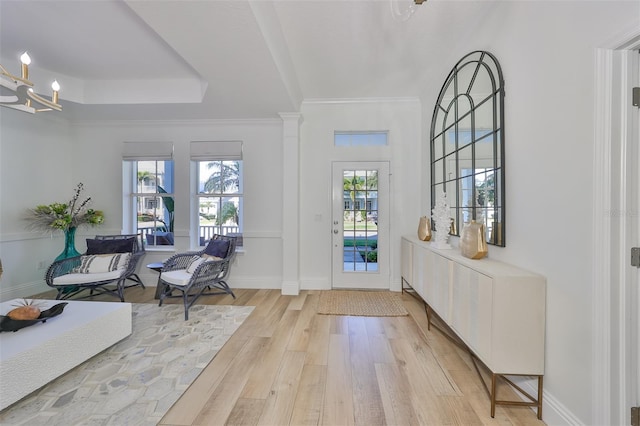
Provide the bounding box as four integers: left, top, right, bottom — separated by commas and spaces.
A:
331, 161, 389, 289
594, 39, 640, 426
631, 48, 639, 423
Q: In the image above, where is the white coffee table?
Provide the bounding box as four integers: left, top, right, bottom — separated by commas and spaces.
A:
0, 299, 132, 410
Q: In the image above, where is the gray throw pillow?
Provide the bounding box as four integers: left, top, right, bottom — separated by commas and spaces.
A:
86, 237, 135, 254
204, 239, 230, 258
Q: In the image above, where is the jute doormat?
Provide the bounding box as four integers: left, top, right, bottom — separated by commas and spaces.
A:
317, 290, 408, 317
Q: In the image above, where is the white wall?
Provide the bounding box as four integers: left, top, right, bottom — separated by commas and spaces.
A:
0, 117, 285, 298
417, 2, 639, 424
0, 109, 75, 299
299, 99, 422, 290
70, 119, 285, 289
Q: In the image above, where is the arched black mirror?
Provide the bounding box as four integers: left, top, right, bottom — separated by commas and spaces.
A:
430, 50, 505, 246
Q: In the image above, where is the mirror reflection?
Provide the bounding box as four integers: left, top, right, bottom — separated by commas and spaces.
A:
430, 51, 505, 246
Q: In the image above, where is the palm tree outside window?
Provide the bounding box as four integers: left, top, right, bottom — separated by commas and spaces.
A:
196, 160, 243, 246
130, 160, 175, 246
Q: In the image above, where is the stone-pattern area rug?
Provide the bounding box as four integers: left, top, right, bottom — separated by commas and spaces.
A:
0, 303, 254, 425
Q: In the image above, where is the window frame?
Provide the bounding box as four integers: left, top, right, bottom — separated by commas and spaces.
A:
192, 157, 244, 248
122, 159, 175, 249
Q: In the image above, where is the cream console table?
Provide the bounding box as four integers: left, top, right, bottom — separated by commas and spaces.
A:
401, 235, 546, 419
0, 299, 132, 410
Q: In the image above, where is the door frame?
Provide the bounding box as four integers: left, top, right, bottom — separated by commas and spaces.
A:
331, 161, 390, 289
593, 30, 640, 426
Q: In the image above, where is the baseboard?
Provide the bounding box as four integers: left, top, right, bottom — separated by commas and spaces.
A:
300, 277, 330, 290
515, 378, 585, 426
281, 280, 300, 295
0, 280, 49, 302
226, 276, 282, 290
139, 273, 283, 291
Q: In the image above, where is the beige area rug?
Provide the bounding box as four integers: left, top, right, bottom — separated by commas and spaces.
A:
0, 303, 254, 426
318, 290, 409, 317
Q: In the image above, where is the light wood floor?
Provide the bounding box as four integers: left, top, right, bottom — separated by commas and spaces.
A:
35, 287, 546, 425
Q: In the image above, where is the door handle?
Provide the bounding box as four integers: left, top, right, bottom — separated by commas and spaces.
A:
333, 229, 339, 234
632, 247, 640, 267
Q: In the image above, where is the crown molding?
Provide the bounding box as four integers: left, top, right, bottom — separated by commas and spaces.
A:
302, 96, 421, 106
69, 117, 283, 128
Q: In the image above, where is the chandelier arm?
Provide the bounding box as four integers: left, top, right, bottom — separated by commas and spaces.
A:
0, 66, 34, 87
27, 90, 62, 112
0, 54, 60, 114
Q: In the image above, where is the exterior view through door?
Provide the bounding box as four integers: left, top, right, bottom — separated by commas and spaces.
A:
332, 161, 389, 289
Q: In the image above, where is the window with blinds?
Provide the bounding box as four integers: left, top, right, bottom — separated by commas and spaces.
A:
191, 141, 243, 247
122, 141, 175, 247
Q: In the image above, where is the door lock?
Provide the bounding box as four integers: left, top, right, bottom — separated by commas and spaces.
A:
632, 247, 640, 268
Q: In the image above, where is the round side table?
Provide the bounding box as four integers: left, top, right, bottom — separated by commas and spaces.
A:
146, 262, 165, 299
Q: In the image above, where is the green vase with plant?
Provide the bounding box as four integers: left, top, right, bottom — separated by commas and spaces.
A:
26, 183, 105, 260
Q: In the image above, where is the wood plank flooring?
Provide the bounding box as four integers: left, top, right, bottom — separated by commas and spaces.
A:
33, 287, 546, 425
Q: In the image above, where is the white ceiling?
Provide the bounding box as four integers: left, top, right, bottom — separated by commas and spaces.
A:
0, 0, 493, 121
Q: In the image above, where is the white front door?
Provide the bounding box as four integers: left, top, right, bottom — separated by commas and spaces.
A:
331, 161, 389, 289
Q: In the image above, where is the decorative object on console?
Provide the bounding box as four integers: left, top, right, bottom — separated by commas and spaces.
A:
417, 216, 432, 241
0, 51, 62, 113
460, 220, 488, 259
431, 190, 452, 249
25, 183, 104, 261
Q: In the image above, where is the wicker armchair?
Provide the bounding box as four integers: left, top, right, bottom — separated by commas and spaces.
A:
158, 234, 237, 320
45, 234, 146, 302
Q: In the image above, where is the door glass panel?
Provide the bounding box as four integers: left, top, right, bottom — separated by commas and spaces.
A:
342, 169, 378, 272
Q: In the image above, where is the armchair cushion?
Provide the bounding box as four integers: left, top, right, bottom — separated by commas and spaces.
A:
204, 239, 230, 258
53, 270, 123, 285
74, 253, 130, 274
160, 270, 193, 287
185, 256, 206, 274
86, 237, 135, 254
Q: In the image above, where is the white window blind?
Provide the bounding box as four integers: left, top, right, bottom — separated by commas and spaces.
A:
122, 141, 173, 160
190, 141, 243, 160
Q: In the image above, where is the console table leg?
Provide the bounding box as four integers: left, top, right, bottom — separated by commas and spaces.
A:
491, 373, 497, 418
537, 375, 544, 419
425, 303, 431, 331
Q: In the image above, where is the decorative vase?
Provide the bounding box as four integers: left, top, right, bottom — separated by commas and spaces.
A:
460, 220, 488, 259
55, 227, 81, 261
417, 216, 432, 241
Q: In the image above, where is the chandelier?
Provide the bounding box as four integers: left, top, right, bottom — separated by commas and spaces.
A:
390, 0, 426, 22
0, 52, 62, 113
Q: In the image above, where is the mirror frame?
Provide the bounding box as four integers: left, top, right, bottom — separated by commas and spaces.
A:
430, 50, 506, 246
